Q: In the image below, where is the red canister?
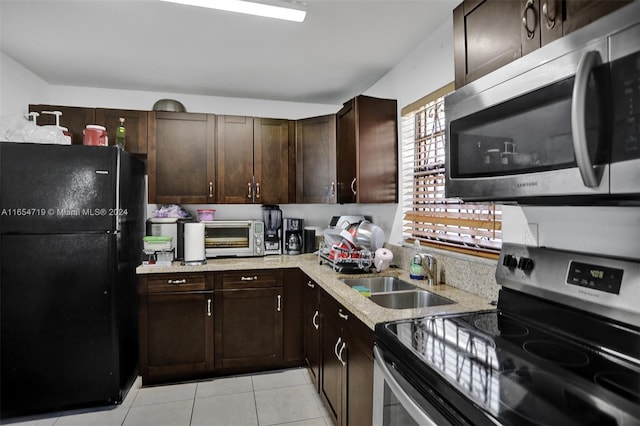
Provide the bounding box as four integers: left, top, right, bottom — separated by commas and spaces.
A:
83, 125, 108, 146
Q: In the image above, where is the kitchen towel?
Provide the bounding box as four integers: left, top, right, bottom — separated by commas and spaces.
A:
184, 222, 206, 262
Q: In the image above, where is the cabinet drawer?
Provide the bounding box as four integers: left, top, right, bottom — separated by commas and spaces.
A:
322, 291, 353, 325
218, 269, 283, 290
141, 273, 209, 293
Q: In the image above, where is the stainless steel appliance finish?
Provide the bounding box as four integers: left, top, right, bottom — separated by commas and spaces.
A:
374, 242, 640, 425
444, 2, 640, 203
202, 220, 264, 258
283, 218, 303, 255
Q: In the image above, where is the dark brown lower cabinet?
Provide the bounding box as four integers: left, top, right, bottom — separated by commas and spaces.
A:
214, 270, 284, 370
138, 272, 214, 385
320, 290, 375, 426
303, 274, 321, 391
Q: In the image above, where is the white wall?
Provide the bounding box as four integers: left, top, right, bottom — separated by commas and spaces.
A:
361, 16, 456, 244
0, 52, 49, 121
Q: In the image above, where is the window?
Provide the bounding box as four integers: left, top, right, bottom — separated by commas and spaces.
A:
402, 83, 501, 259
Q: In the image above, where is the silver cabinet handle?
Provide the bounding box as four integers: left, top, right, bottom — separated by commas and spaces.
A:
338, 309, 348, 321
255, 182, 260, 199
312, 310, 319, 330
337, 342, 347, 367
542, 1, 555, 29
330, 181, 335, 199
277, 294, 282, 312
208, 181, 214, 198
571, 50, 604, 188
334, 337, 342, 360
167, 279, 186, 284
350, 178, 357, 196
522, 0, 536, 40
247, 182, 253, 199
207, 298, 212, 317
241, 276, 258, 281
307, 280, 315, 288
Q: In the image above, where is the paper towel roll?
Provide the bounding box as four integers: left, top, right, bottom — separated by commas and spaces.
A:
374, 248, 393, 272
184, 222, 206, 262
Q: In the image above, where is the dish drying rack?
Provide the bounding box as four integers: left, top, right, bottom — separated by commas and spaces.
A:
318, 240, 374, 273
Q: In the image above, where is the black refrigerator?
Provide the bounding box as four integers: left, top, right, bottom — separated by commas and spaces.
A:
0, 143, 145, 417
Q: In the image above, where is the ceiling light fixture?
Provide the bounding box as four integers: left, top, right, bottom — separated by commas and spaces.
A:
160, 0, 306, 22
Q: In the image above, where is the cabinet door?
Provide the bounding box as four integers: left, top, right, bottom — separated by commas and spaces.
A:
215, 287, 284, 369
295, 115, 337, 203
139, 292, 214, 384
563, 0, 631, 34
453, 0, 523, 88
217, 115, 254, 203
29, 104, 95, 146
336, 96, 398, 204
320, 303, 343, 425
336, 100, 357, 204
148, 111, 216, 204
283, 269, 304, 363
95, 108, 148, 155
254, 118, 290, 204
354, 96, 398, 204
342, 315, 374, 426
303, 276, 321, 390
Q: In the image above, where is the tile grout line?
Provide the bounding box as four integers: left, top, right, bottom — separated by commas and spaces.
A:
188, 382, 199, 426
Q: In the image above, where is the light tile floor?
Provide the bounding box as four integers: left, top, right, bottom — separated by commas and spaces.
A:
2, 368, 332, 426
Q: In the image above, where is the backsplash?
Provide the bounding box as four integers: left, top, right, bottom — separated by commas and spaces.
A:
384, 243, 500, 302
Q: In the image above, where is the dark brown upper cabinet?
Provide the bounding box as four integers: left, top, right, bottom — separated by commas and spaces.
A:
148, 111, 216, 204
28, 104, 95, 147
454, 0, 631, 88
336, 95, 398, 204
295, 114, 337, 204
29, 104, 148, 155
95, 108, 148, 155
216, 115, 291, 204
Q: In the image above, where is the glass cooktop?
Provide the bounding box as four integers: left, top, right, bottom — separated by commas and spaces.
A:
377, 293, 640, 426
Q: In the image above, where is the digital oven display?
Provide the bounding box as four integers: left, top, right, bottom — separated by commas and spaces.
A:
566, 261, 624, 295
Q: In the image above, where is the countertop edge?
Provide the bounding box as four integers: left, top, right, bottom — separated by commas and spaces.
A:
136, 254, 496, 330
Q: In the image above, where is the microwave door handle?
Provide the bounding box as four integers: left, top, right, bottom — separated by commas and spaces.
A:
373, 346, 438, 426
571, 50, 603, 188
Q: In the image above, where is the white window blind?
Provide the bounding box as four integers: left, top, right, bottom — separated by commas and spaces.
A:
402, 83, 502, 259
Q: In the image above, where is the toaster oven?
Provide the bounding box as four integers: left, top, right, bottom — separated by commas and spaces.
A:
203, 220, 264, 258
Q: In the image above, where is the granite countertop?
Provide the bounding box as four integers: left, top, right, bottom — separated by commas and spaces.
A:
136, 254, 496, 330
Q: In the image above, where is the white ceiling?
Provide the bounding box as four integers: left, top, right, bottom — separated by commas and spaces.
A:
0, 0, 458, 105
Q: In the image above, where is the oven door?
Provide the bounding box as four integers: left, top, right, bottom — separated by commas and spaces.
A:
204, 221, 254, 257
445, 37, 610, 203
373, 346, 457, 426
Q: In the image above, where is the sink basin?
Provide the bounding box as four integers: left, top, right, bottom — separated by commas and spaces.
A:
342, 276, 417, 293
341, 276, 456, 309
369, 290, 455, 309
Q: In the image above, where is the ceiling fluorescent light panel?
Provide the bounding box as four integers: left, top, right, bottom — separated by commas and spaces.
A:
160, 0, 307, 22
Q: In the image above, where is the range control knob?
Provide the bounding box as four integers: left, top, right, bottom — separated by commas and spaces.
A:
517, 257, 535, 272
502, 254, 518, 269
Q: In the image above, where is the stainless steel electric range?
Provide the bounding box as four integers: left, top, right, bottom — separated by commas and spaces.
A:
373, 243, 640, 426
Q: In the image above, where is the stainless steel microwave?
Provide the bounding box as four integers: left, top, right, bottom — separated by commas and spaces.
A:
445, 2, 640, 204
203, 220, 264, 258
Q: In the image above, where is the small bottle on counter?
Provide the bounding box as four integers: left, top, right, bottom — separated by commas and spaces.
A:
409, 239, 425, 280
115, 117, 126, 149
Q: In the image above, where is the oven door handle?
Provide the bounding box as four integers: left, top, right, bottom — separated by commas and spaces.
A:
373, 346, 439, 426
571, 49, 603, 188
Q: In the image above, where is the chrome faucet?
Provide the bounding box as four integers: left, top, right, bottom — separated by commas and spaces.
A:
419, 254, 438, 285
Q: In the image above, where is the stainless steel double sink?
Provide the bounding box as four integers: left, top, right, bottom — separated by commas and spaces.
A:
341, 276, 455, 309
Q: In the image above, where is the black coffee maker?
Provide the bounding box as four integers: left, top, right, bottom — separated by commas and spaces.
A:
262, 205, 282, 255
283, 218, 304, 255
